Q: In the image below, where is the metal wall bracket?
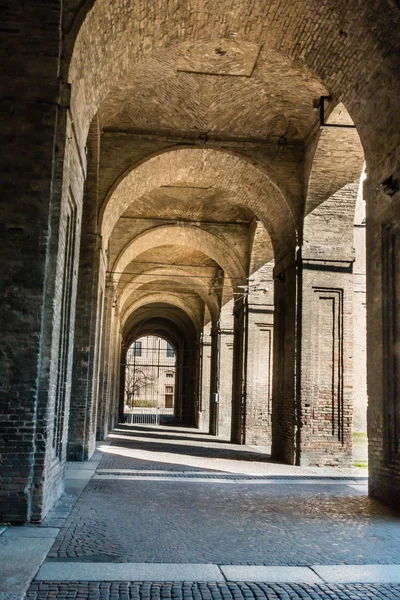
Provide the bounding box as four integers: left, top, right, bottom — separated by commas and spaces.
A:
318, 96, 356, 129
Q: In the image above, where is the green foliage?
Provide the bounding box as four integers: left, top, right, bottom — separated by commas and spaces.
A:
133, 399, 157, 408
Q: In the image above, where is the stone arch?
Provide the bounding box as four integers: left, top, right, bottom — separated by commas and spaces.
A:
305, 103, 365, 217
102, 148, 297, 259
121, 305, 199, 426
113, 223, 246, 288
121, 281, 212, 330
124, 309, 197, 347
65, 0, 400, 171
128, 331, 176, 348
124, 322, 184, 352
121, 292, 203, 333
119, 267, 220, 322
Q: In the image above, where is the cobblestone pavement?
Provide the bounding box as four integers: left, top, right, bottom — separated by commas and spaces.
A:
46, 425, 399, 566
47, 479, 399, 565
25, 581, 400, 600
96, 426, 365, 476
96, 426, 280, 474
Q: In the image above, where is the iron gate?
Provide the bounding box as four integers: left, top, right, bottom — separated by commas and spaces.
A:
123, 336, 177, 425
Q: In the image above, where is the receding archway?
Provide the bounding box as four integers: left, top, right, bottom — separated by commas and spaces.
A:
102, 148, 297, 260
122, 305, 200, 426
3, 0, 400, 529
123, 335, 178, 425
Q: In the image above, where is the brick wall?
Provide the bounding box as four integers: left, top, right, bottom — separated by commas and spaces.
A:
365, 169, 400, 509
271, 254, 298, 464
199, 325, 212, 432
244, 262, 274, 447
353, 182, 367, 432
68, 117, 104, 460
0, 0, 64, 524
297, 183, 359, 467
32, 110, 86, 521
0, 1, 87, 519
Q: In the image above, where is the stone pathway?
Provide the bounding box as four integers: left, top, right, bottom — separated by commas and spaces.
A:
43, 425, 395, 566
25, 582, 400, 600
45, 478, 398, 565
5, 424, 400, 599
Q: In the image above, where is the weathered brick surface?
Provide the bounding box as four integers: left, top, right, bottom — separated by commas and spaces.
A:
1, 0, 400, 523
68, 117, 105, 461
199, 325, 212, 432
244, 263, 275, 447
298, 183, 359, 467
66, 0, 400, 169
365, 175, 400, 509
352, 179, 367, 432
271, 254, 298, 465
0, 101, 59, 523
100, 148, 297, 261
0, 2, 86, 522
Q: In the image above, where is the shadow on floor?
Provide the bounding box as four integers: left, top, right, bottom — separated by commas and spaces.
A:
113, 427, 236, 446
104, 431, 279, 464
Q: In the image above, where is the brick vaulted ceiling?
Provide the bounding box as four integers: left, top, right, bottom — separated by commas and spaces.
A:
68, 0, 400, 167
67, 0, 389, 330
98, 42, 328, 144
94, 45, 354, 329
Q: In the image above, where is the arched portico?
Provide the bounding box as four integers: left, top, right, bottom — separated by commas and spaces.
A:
1, 0, 400, 524
121, 304, 200, 426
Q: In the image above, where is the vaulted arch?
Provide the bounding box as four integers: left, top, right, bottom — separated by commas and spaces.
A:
113, 223, 247, 287
66, 0, 400, 173
121, 293, 203, 333
119, 267, 220, 322
103, 148, 297, 259
123, 309, 197, 347
305, 103, 365, 217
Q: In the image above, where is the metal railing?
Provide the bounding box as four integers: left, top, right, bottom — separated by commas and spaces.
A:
124, 407, 175, 425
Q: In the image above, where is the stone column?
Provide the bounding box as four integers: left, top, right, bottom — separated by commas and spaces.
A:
365, 168, 400, 508
231, 298, 246, 444
298, 184, 358, 466
118, 346, 127, 424
243, 263, 274, 447
218, 328, 234, 438
199, 326, 212, 432
0, 3, 90, 522
272, 184, 358, 466
218, 303, 234, 438
353, 189, 367, 434
96, 282, 117, 439
271, 254, 299, 464
108, 321, 123, 432
209, 325, 220, 436
298, 251, 354, 466
174, 345, 184, 421
182, 340, 198, 426
68, 118, 105, 460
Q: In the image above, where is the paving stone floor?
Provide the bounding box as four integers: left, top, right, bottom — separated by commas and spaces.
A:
95, 425, 364, 475
46, 478, 399, 565
24, 425, 400, 600
45, 426, 399, 566
25, 581, 400, 600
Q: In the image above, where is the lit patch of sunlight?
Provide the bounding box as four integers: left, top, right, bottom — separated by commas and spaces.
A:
97, 440, 341, 477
